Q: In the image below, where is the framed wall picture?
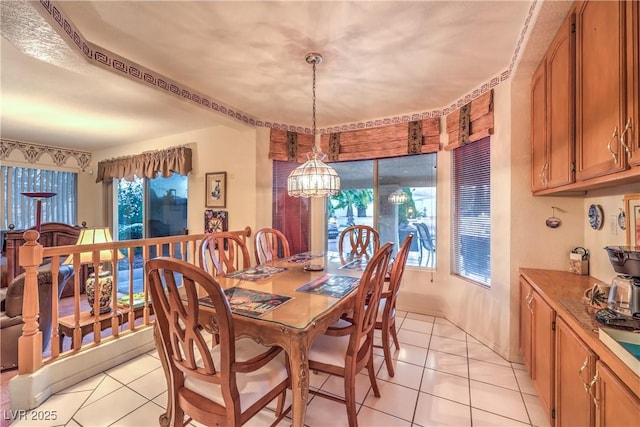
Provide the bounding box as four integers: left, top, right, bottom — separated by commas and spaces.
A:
204, 210, 228, 234
205, 172, 226, 208
623, 193, 640, 246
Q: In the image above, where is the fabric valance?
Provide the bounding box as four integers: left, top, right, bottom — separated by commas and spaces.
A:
444, 89, 494, 151
269, 118, 440, 163
95, 146, 192, 183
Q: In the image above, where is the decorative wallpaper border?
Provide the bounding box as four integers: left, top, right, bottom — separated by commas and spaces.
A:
0, 138, 92, 171
35, 0, 537, 135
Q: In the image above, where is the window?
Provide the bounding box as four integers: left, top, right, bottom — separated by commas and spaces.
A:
114, 173, 188, 241
327, 154, 437, 267
0, 166, 77, 229
452, 137, 491, 286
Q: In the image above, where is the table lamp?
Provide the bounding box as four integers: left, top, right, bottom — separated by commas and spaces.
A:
63, 227, 124, 315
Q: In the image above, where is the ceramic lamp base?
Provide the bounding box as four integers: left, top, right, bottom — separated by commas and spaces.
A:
86, 270, 113, 315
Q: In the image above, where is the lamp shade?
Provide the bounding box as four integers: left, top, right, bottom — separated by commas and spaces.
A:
287, 152, 341, 198
63, 227, 124, 265
388, 189, 409, 205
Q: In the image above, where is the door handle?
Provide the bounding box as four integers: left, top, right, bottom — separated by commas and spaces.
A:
620, 117, 633, 158
607, 126, 619, 163
578, 356, 590, 392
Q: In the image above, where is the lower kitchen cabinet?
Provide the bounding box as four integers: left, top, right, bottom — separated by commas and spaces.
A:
519, 278, 533, 371
520, 269, 640, 427
531, 290, 555, 425
594, 360, 640, 427
555, 317, 596, 427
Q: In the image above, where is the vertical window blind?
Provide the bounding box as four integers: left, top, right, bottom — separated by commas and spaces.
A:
451, 137, 491, 286
0, 166, 77, 230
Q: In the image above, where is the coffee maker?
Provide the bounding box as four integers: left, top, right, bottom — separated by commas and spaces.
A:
604, 246, 640, 319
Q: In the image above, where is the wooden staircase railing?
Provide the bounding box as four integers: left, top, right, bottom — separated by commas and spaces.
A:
16, 227, 252, 374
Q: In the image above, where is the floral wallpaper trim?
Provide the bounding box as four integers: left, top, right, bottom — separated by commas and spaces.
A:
0, 138, 92, 171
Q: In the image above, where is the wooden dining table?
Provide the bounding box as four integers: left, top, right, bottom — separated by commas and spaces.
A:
205, 251, 367, 427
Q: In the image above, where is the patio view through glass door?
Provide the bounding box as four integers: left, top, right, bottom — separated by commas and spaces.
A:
114, 174, 188, 294
327, 155, 437, 267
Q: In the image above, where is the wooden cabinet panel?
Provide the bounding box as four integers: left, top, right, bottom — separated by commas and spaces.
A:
531, 13, 575, 193
555, 317, 595, 427
532, 291, 555, 424
531, 62, 547, 193
595, 360, 640, 427
626, 0, 640, 167
576, 0, 627, 180
519, 278, 533, 372
546, 13, 575, 188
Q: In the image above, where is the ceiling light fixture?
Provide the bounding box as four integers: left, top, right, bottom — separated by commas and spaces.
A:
388, 189, 409, 205
287, 53, 340, 198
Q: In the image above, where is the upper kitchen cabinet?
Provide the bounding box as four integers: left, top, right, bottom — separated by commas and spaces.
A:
626, 0, 639, 168
531, 12, 575, 193
533, 0, 639, 195
576, 0, 634, 180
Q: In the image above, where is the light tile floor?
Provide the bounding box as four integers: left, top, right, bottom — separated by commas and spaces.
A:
9, 312, 549, 427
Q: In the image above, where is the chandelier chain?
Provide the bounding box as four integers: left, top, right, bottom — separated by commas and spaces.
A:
312, 59, 317, 149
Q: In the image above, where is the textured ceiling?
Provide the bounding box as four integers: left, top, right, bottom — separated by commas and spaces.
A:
0, 1, 570, 151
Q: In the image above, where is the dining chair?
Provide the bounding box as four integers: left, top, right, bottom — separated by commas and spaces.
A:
254, 227, 291, 265
146, 257, 290, 427
199, 232, 251, 276
307, 242, 394, 427
375, 234, 413, 376
338, 225, 380, 258
414, 222, 435, 267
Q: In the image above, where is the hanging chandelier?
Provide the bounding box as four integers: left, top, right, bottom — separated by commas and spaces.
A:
287, 53, 340, 198
388, 189, 409, 205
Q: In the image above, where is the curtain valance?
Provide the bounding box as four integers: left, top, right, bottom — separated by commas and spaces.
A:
269, 118, 440, 163
444, 89, 494, 151
95, 146, 192, 183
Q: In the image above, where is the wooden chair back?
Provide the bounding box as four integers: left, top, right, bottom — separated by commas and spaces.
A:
146, 257, 289, 426
350, 242, 394, 353
254, 228, 290, 265
384, 234, 413, 312
199, 232, 250, 276
338, 225, 380, 257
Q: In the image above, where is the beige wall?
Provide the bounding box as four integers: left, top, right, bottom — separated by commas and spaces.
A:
89, 124, 258, 258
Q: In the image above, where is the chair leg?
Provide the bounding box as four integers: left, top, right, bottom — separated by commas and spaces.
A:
344, 369, 359, 427
390, 320, 400, 351
275, 390, 285, 417
367, 353, 381, 398
381, 323, 395, 377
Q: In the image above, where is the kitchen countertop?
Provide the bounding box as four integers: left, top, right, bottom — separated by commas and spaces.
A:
520, 268, 640, 399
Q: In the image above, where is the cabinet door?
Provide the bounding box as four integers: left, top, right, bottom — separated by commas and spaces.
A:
555, 317, 595, 427
594, 361, 640, 427
532, 291, 555, 424
576, 0, 627, 180
519, 278, 533, 373
531, 61, 547, 192
546, 12, 575, 188
531, 291, 556, 425
626, 0, 640, 167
